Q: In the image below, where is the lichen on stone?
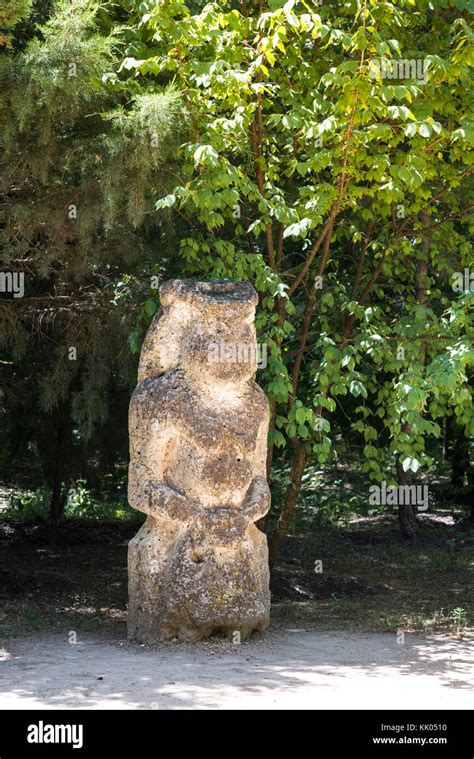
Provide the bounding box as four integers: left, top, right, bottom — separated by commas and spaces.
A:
128, 279, 271, 643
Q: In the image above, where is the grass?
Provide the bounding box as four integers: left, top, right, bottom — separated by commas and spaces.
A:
1, 506, 472, 641
272, 511, 474, 636
2, 479, 139, 522
0, 605, 45, 639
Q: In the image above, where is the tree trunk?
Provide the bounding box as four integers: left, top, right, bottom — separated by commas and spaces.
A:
396, 454, 417, 541
443, 415, 453, 461
447, 423, 473, 523
49, 422, 66, 523
269, 441, 306, 567
450, 424, 470, 490
394, 215, 431, 541
49, 476, 66, 523
470, 474, 474, 525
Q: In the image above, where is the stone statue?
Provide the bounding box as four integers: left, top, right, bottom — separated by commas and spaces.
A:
128, 279, 271, 642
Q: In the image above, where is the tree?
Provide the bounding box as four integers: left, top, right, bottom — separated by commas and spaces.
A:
120, 0, 473, 555
0, 0, 186, 519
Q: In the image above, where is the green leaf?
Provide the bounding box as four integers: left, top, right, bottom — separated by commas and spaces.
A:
295, 406, 306, 424
402, 457, 420, 473
143, 298, 158, 318
287, 423, 297, 439
298, 423, 309, 438
350, 380, 367, 399
419, 123, 431, 138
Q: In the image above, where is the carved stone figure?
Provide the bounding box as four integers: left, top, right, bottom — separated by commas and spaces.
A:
128, 279, 271, 642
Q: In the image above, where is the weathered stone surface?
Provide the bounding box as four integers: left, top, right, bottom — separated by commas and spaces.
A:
128, 279, 271, 642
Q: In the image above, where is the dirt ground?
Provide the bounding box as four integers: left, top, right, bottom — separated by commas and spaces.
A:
1, 512, 473, 709
1, 629, 472, 709
1, 512, 473, 638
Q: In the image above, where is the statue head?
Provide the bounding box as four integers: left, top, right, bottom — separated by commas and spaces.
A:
138, 279, 259, 384
181, 318, 258, 385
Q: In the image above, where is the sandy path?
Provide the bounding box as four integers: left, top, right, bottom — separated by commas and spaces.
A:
0, 629, 472, 709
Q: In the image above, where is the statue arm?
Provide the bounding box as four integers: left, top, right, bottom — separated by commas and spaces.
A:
243, 475, 271, 522
195, 477, 270, 546
242, 391, 271, 522
129, 456, 196, 521
128, 391, 194, 521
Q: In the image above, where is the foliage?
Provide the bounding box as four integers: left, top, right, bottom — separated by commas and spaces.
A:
0, 0, 33, 48
1, 0, 473, 547
0, 0, 186, 517
450, 605, 467, 635
118, 0, 474, 548
5, 477, 137, 521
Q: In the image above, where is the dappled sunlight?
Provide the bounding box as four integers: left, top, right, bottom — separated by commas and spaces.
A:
1, 629, 472, 710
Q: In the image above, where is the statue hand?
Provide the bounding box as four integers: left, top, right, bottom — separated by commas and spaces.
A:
196, 507, 248, 545
142, 482, 196, 521
242, 476, 271, 522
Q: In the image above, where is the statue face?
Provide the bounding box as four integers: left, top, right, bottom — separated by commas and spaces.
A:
181, 320, 258, 383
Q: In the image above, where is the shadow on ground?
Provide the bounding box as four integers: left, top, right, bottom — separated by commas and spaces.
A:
1, 628, 472, 709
